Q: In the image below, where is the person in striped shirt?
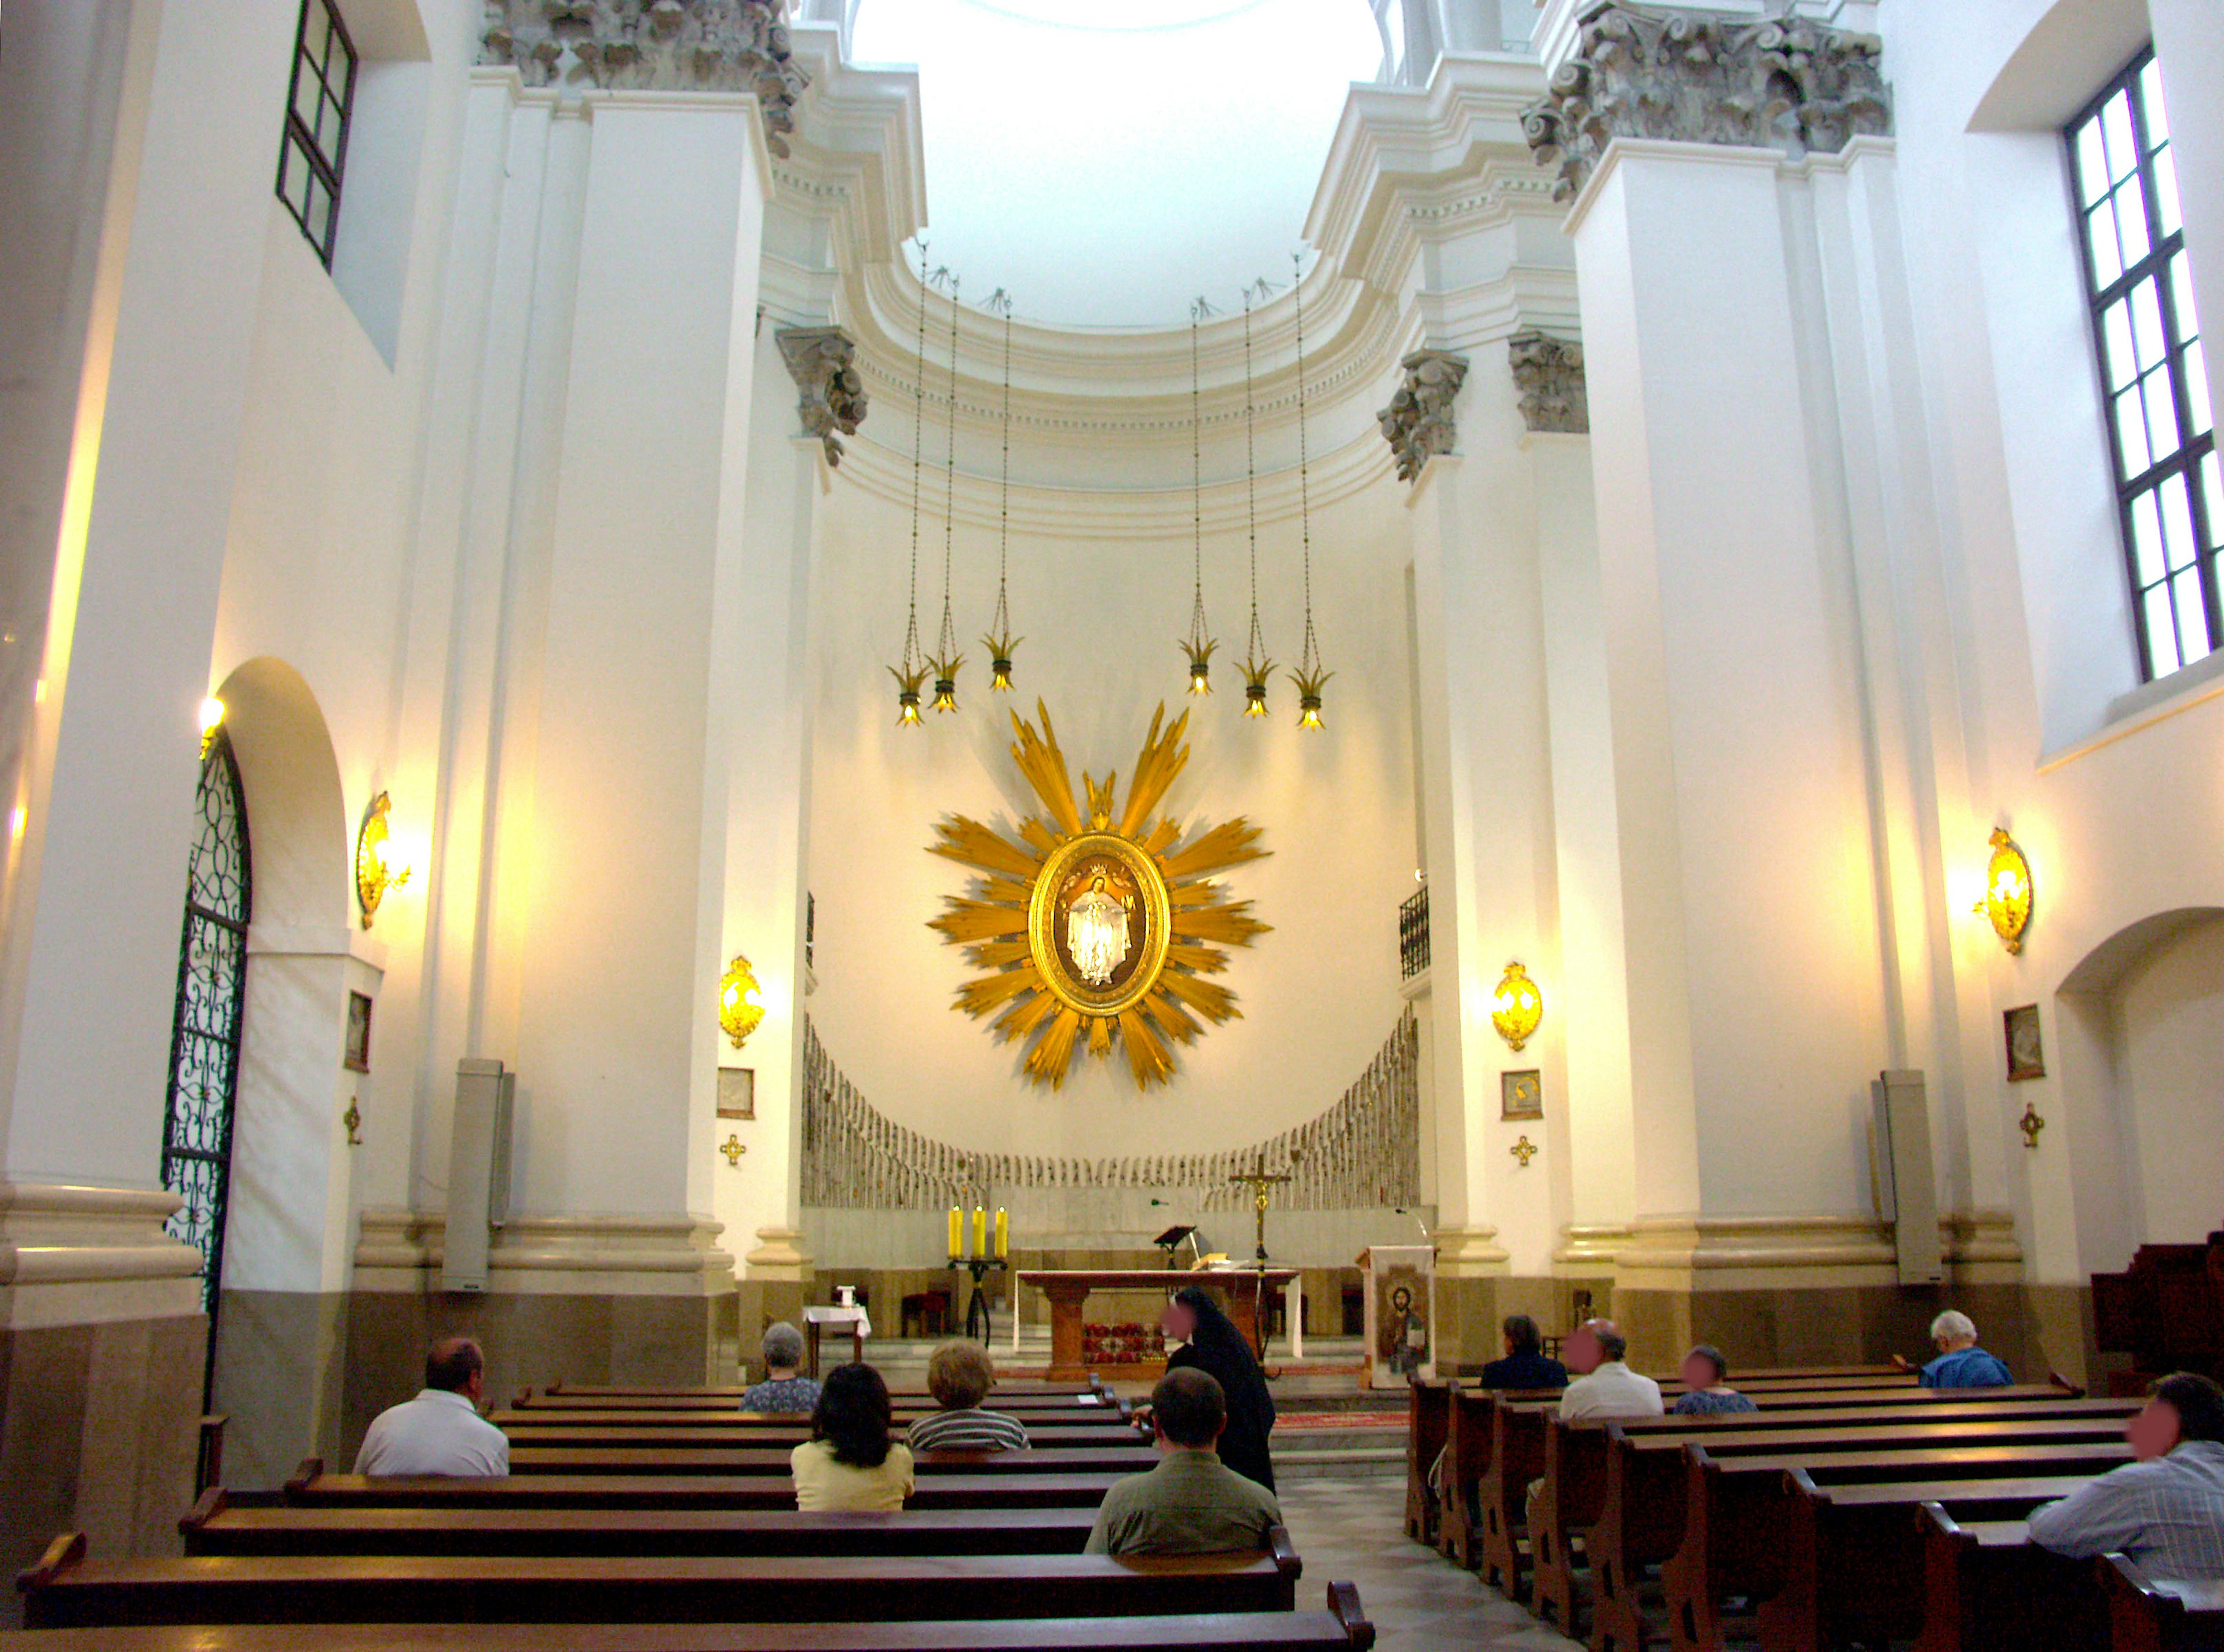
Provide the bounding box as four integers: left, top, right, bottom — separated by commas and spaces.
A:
906, 1341, 1032, 1452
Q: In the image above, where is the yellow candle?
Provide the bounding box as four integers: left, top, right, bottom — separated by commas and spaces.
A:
994, 1208, 1009, 1260
948, 1206, 961, 1260
973, 1205, 987, 1259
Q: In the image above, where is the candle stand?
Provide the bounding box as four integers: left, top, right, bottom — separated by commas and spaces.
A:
949, 1255, 1009, 1346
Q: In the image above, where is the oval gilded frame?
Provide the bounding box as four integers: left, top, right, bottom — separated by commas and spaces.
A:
1026, 831, 1173, 1019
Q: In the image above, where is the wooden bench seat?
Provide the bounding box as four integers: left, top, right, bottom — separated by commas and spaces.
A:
1661, 1441, 2135, 1652
503, 1445, 1161, 1477
285, 1463, 1129, 1511
497, 1424, 1146, 1451
17, 1530, 1303, 1629
0, 1585, 1374, 1652
2105, 1553, 2224, 1652
541, 1383, 1107, 1402
494, 1407, 1132, 1430
1404, 1379, 1455, 1545
1915, 1507, 2112, 1652
182, 1492, 1103, 1559
514, 1391, 1125, 1417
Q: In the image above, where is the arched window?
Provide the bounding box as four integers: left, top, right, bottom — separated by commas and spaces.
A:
161, 728, 252, 1339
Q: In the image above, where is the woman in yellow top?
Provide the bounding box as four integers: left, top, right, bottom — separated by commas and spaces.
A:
789, 1362, 915, 1511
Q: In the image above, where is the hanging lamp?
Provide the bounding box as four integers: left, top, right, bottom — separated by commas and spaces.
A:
926, 267, 964, 713
1288, 251, 1333, 730
1179, 297, 1219, 696
1238, 280, 1274, 718
888, 239, 931, 726
982, 289, 1021, 691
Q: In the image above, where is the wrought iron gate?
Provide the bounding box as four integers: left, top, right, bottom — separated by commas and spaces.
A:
160, 728, 251, 1327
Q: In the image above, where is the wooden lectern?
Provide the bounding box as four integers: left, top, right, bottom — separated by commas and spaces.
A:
1358, 1244, 1436, 1388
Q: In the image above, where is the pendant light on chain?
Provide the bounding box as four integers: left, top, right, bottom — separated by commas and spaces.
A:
1179, 297, 1219, 696
925, 267, 964, 713
1238, 280, 1274, 718
1288, 252, 1332, 730
888, 239, 931, 726
982, 289, 1021, 692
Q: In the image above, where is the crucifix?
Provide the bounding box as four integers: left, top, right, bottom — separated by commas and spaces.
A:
1228, 1151, 1298, 1267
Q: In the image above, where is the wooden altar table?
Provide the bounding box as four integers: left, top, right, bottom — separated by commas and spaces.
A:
1014, 1269, 1303, 1381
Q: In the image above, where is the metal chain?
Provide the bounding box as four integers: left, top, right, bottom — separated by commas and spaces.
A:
993, 291, 1012, 639
902, 239, 928, 672
1189, 298, 1210, 648
938, 269, 960, 662
1294, 252, 1318, 677
1243, 284, 1263, 662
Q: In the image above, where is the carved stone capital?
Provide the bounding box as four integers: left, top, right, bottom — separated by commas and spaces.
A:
478, 1, 809, 157
1523, 1, 1891, 200
1376, 349, 1469, 484
1508, 330, 1587, 434
776, 325, 867, 465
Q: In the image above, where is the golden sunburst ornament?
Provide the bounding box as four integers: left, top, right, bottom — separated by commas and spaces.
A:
930, 701, 1271, 1090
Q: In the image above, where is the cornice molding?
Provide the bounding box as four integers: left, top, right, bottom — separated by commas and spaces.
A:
353, 1208, 736, 1296
1523, 0, 1891, 202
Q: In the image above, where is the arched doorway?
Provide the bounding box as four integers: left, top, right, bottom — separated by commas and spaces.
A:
160, 725, 253, 1396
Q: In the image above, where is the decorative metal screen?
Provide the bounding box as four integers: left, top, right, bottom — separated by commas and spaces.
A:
1399, 885, 1430, 979
161, 730, 251, 1319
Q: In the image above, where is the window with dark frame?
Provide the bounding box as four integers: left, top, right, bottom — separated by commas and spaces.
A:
276, 0, 358, 269
2068, 48, 2216, 682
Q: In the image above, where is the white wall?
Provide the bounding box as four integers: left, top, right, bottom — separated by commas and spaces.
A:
2112, 918, 2224, 1245
802, 451, 1418, 1171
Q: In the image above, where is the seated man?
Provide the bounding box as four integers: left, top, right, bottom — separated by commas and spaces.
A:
906, 1340, 1030, 1452
1557, 1320, 1663, 1420
1910, 1310, 2015, 1388
1085, 1367, 1283, 1556
1477, 1313, 1568, 1390
353, 1336, 509, 1476
742, 1322, 821, 1413
1671, 1344, 1757, 1416
2028, 1372, 2224, 1578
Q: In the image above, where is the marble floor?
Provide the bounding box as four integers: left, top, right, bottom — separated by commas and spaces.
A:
1275, 1478, 1583, 1651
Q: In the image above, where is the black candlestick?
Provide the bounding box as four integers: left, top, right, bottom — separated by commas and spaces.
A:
948, 1256, 1009, 1345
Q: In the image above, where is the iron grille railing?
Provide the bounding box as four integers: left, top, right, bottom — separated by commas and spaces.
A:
1399, 883, 1430, 979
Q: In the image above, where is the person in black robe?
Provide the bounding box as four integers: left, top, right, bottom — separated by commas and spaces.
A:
1159, 1285, 1276, 1492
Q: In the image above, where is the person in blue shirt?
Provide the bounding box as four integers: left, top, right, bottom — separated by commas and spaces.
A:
1671, 1344, 1758, 1416
1906, 1310, 2016, 1388
1476, 1314, 1568, 1390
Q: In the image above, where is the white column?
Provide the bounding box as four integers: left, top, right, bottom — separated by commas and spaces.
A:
507, 93, 768, 1233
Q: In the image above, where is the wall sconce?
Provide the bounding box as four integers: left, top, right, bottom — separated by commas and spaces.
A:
354, 791, 412, 929
1491, 961, 1542, 1052
198, 696, 226, 759
1973, 828, 2033, 955
720, 955, 765, 1050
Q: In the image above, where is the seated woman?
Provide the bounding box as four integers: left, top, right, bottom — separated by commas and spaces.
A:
791, 1362, 914, 1511
741, 1322, 820, 1413
1670, 1344, 1757, 1416
906, 1342, 1031, 1452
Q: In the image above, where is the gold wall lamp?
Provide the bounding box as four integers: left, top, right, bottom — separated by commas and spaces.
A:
198, 696, 226, 759
1491, 961, 1543, 1052
1974, 828, 2033, 954
354, 792, 411, 929
719, 955, 765, 1050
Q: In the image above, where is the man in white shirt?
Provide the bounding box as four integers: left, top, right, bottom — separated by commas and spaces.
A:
353, 1336, 510, 1477
2027, 1372, 2224, 1580
1557, 1320, 1663, 1421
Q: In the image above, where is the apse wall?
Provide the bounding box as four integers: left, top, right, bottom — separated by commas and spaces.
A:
803, 447, 1419, 1181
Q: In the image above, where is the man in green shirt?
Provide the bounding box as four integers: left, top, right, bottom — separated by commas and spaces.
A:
1084, 1366, 1285, 1555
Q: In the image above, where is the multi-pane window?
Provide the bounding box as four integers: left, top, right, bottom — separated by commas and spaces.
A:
2069, 49, 2216, 682
276, 0, 357, 268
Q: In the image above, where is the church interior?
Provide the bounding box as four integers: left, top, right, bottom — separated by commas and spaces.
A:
2, 0, 2222, 1644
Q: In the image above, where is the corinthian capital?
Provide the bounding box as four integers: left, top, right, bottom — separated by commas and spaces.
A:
1377, 349, 1469, 484
776, 326, 867, 465
1523, 1, 1890, 200
479, 1, 809, 156
1508, 331, 1587, 434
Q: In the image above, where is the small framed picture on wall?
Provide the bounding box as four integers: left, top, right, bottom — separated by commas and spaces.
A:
1501, 1069, 1543, 1121
343, 991, 373, 1073
718, 1067, 755, 1121
2003, 1004, 2044, 1081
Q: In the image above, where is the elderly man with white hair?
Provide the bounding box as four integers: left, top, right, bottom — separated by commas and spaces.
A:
1910, 1309, 2014, 1389
1557, 1320, 1663, 1421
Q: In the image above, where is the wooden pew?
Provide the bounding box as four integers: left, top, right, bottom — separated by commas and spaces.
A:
1661, 1441, 2136, 1652
1582, 1398, 2133, 1651
497, 1423, 1147, 1451
2105, 1552, 2224, 1652
503, 1445, 1161, 1477
1915, 1506, 2110, 1652
543, 1380, 1109, 1402
515, 1388, 1125, 1416
1404, 1379, 1455, 1545
184, 1490, 1103, 1558
0, 1583, 1379, 1651
17, 1528, 1304, 1629
1477, 1400, 1554, 1598
286, 1460, 1129, 1512
498, 1404, 1134, 1428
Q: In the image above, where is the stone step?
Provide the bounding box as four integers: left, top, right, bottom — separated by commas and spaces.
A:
1275, 1444, 1406, 1481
